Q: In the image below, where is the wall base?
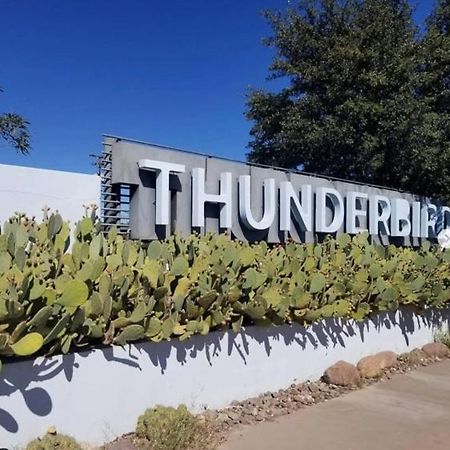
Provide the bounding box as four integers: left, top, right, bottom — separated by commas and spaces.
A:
1, 307, 449, 447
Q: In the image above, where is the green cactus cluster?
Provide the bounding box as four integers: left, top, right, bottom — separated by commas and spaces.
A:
1, 210, 450, 370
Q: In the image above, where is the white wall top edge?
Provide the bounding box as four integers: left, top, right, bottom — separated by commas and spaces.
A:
0, 163, 100, 227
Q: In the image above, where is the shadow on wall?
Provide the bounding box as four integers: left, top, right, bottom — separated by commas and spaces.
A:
0, 353, 77, 434
1, 307, 449, 437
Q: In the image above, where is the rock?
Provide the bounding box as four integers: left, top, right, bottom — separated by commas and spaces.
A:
323, 360, 361, 386
203, 409, 218, 421
405, 348, 428, 365
240, 416, 253, 425
378, 351, 398, 367
247, 397, 261, 407
302, 394, 315, 404
46, 426, 57, 435
103, 437, 138, 450
357, 351, 397, 378
293, 393, 314, 404
357, 362, 382, 378
258, 410, 272, 420
422, 342, 450, 358
226, 410, 240, 421
217, 412, 229, 423
206, 346, 446, 436
317, 382, 331, 392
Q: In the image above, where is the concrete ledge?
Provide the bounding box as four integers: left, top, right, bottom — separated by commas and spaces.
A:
1, 307, 449, 447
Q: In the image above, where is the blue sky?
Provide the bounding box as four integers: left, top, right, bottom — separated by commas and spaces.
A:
0, 0, 435, 174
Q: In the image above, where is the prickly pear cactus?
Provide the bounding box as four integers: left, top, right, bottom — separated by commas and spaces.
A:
1, 209, 450, 371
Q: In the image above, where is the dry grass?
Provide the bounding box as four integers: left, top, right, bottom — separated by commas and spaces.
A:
135, 405, 216, 450
25, 432, 82, 450
435, 329, 450, 348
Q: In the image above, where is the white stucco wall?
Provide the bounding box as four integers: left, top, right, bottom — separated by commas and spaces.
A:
0, 163, 100, 227
0, 307, 448, 448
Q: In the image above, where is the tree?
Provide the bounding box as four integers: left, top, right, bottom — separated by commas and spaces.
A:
410, 0, 450, 201
246, 0, 422, 192
0, 87, 30, 154
420, 0, 450, 113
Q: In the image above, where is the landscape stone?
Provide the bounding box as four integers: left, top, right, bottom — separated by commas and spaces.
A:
46, 426, 57, 435
323, 360, 361, 386
405, 348, 428, 365
192, 349, 445, 439
422, 342, 450, 358
357, 351, 398, 378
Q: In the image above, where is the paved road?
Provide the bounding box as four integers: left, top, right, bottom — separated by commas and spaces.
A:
220, 360, 450, 450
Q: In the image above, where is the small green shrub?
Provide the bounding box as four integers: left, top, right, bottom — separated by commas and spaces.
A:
435, 329, 450, 347
25, 432, 82, 450
136, 405, 211, 450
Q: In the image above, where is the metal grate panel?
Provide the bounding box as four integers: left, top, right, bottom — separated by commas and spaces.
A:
99, 139, 130, 235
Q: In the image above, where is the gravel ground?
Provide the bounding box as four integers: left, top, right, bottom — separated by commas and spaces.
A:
101, 348, 448, 450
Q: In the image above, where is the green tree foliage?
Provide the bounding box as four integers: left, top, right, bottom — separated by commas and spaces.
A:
0, 87, 30, 154
421, 0, 450, 113
411, 0, 450, 200
246, 0, 450, 200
